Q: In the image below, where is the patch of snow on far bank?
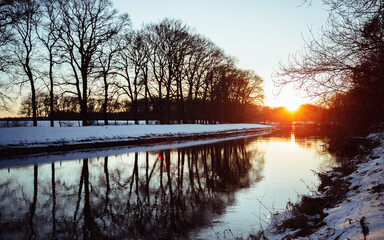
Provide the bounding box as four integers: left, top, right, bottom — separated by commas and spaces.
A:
0, 124, 271, 149
262, 132, 384, 239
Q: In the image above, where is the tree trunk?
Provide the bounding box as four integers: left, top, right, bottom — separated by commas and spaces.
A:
26, 59, 37, 127
158, 82, 164, 124
177, 80, 186, 124
49, 52, 54, 127
165, 91, 171, 124
132, 100, 139, 125
144, 84, 149, 124
81, 71, 88, 126
103, 75, 109, 125
31, 80, 37, 127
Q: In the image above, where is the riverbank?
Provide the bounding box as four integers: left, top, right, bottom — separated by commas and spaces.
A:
0, 123, 272, 157
259, 130, 384, 239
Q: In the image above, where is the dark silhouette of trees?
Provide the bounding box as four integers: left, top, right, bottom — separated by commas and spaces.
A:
275, 0, 384, 132
57, 95, 80, 113
20, 92, 57, 118
0, 0, 24, 111
115, 31, 146, 124
58, 0, 129, 126
257, 104, 325, 124
145, 19, 196, 123
36, 0, 62, 127
183, 35, 215, 123
135, 18, 264, 124
145, 19, 188, 124
1, 2, 264, 124
95, 33, 125, 125
0, 0, 16, 70
9, 0, 40, 126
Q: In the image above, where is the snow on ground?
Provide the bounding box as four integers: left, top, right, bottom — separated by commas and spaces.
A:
0, 120, 157, 127
0, 123, 271, 149
262, 132, 384, 239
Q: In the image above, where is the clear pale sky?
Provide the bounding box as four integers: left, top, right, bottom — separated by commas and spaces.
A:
113, 0, 329, 108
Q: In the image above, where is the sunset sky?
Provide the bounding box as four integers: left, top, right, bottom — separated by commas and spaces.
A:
113, 0, 329, 108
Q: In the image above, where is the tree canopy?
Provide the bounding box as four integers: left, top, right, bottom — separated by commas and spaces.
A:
0, 0, 264, 125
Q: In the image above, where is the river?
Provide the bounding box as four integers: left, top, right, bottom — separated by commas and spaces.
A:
0, 129, 336, 239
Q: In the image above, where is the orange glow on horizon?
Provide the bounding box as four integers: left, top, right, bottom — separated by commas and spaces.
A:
285, 103, 301, 113
264, 90, 306, 113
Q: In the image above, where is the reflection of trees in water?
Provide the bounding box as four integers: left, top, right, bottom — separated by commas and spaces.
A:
27, 165, 38, 239
0, 140, 265, 239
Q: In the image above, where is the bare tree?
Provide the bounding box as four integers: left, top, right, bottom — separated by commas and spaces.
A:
230, 69, 264, 122
1, 4, 265, 124
274, 0, 384, 99
202, 55, 235, 123
0, 2, 15, 113
184, 37, 223, 123
199, 47, 227, 123
95, 30, 129, 125
138, 29, 152, 124
144, 19, 195, 124
58, 0, 129, 126
19, 92, 53, 118
145, 22, 167, 124
36, 0, 62, 127
0, 0, 20, 73
274, 0, 384, 130
96, 45, 116, 125
10, 0, 40, 126
161, 19, 193, 124
115, 31, 145, 124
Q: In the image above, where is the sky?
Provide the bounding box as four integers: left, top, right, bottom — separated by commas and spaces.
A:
113, 0, 329, 108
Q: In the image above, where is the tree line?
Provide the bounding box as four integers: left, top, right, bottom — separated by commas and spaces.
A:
0, 0, 264, 126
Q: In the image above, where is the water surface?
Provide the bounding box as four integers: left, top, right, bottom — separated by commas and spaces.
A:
0, 131, 335, 239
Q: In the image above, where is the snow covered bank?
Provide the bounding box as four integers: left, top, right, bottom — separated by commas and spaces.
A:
0, 124, 271, 154
261, 132, 384, 239
0, 133, 269, 169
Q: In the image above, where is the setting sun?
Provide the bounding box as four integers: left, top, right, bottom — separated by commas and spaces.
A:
285, 103, 301, 112
264, 86, 309, 114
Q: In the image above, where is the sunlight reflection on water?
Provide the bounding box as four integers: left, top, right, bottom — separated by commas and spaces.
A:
191, 132, 335, 239
291, 133, 296, 148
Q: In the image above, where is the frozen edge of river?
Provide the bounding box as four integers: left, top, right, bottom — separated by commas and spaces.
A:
0, 124, 272, 157
0, 128, 273, 169
260, 131, 384, 240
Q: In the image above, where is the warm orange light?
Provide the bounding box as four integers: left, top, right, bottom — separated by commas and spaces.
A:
285, 103, 301, 112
